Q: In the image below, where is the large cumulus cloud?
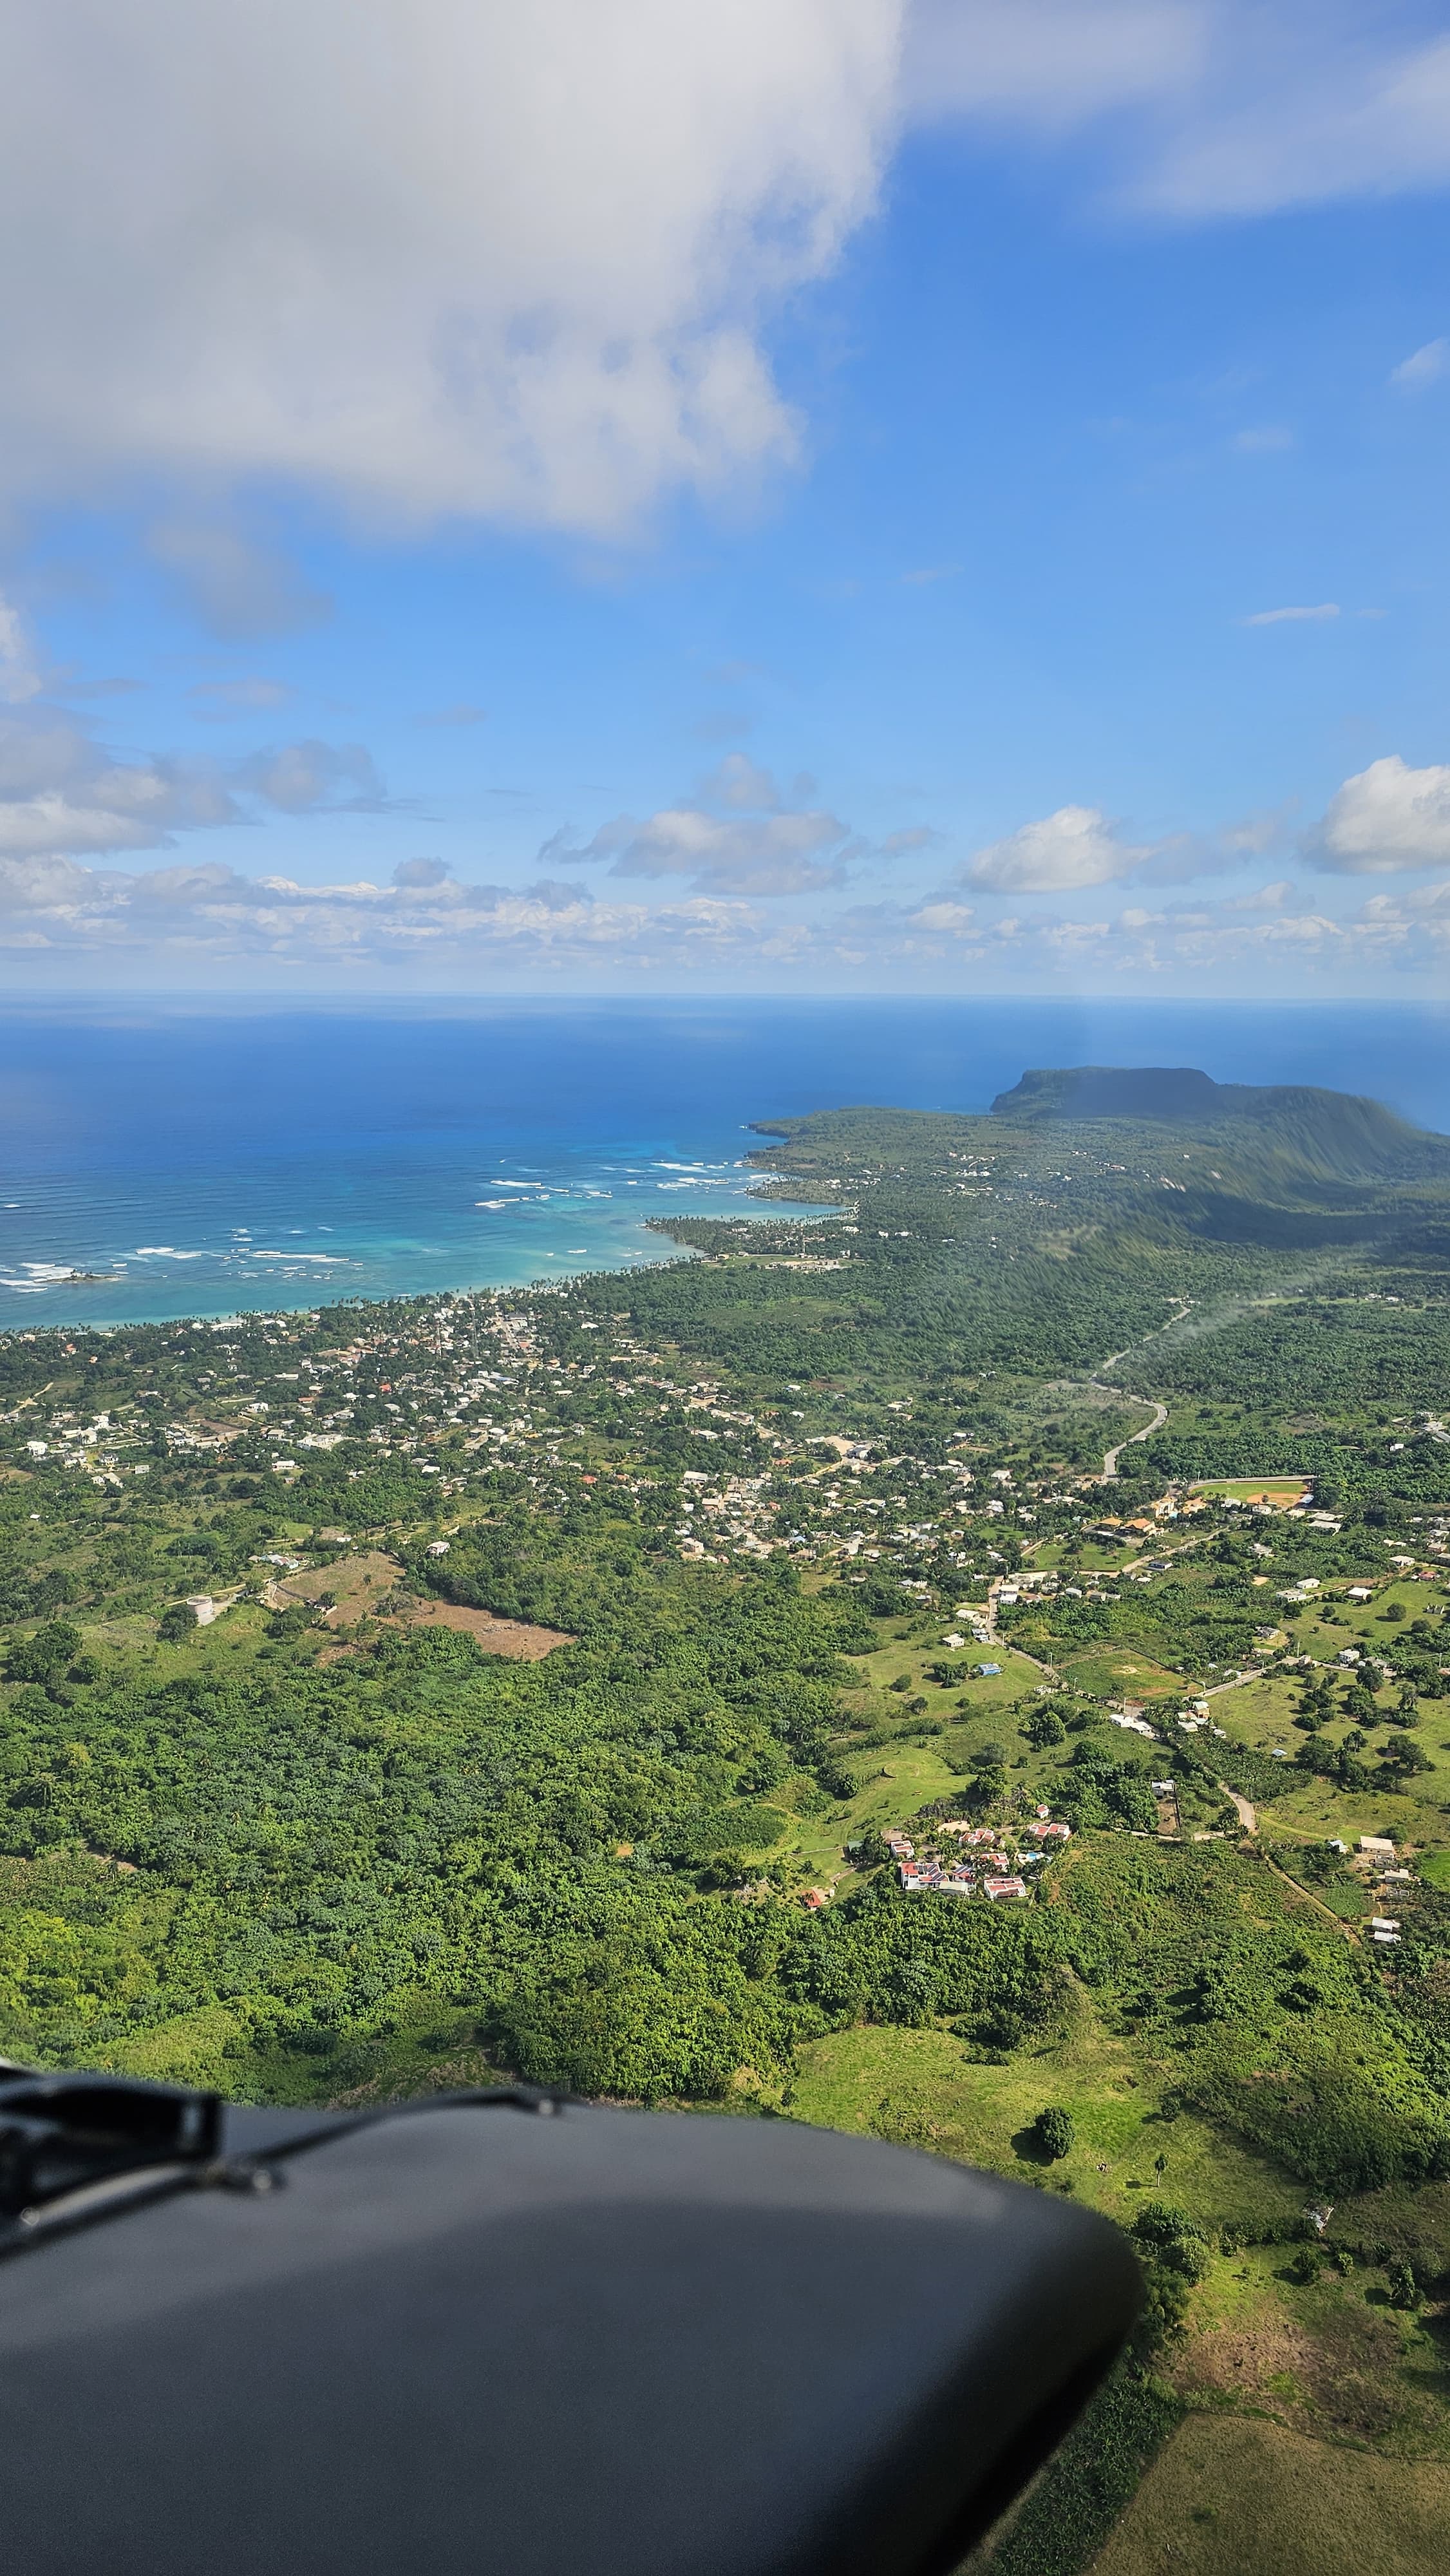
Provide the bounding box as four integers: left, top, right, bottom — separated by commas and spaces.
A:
0, 0, 902, 534
1, 4, 1447, 544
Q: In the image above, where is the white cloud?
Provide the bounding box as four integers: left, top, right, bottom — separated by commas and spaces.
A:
1232, 424, 1294, 453
880, 825, 943, 855
1219, 807, 1293, 855
966, 804, 1153, 892
5, 1, 1450, 561
150, 525, 332, 638
1391, 336, 1450, 390
0, 0, 901, 536
909, 3, 1450, 224
1308, 753, 1450, 874
549, 754, 904, 895
1127, 12, 1450, 218
0, 712, 236, 857
707, 753, 785, 811
189, 678, 292, 720
235, 740, 390, 814
904, 1, 1204, 131
1243, 603, 1339, 625
0, 704, 393, 860
578, 802, 853, 896
908, 898, 976, 932
0, 846, 787, 974
0, 600, 43, 705
1234, 876, 1295, 910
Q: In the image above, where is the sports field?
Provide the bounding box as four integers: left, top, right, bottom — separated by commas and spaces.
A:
1189, 1477, 1310, 1508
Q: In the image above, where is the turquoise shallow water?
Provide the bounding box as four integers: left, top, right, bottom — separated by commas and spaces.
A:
0, 995, 1445, 1325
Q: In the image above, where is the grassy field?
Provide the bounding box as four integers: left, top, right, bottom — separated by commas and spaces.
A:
1057, 1646, 1185, 1700
1090, 2416, 1450, 2576
848, 1625, 1046, 1710
787, 1738, 965, 1885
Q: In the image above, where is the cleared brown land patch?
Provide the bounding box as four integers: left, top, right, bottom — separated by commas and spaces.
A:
1175, 2312, 1315, 2412
274, 1549, 571, 1660
1175, 2282, 1440, 2449
401, 1600, 572, 1658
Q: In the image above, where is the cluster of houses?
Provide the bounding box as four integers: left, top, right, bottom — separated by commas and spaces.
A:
1317, 1835, 1416, 1942
881, 1810, 1071, 1902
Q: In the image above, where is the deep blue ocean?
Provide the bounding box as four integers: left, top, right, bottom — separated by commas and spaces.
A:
0, 996, 1445, 1325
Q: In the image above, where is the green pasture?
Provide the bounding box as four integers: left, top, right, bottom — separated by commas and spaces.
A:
787, 2014, 1303, 2242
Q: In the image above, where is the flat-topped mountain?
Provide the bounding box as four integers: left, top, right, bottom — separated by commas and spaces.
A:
992, 1065, 1225, 1121
989, 1065, 1440, 1180
992, 1063, 1417, 1133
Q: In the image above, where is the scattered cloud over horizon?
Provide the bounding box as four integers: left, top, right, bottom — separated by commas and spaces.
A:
3, 841, 1449, 989
2, 550, 1449, 990
546, 755, 888, 897
965, 756, 1450, 898
0, 600, 399, 861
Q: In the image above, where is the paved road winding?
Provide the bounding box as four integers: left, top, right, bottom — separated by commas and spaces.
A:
1083, 1298, 1191, 1481
1102, 1399, 1169, 1479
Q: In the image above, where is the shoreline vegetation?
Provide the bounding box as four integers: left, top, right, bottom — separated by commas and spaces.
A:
2, 1064, 1450, 2569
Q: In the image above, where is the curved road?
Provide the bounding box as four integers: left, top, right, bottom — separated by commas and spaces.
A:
1102, 1399, 1168, 1479
1089, 1298, 1189, 1480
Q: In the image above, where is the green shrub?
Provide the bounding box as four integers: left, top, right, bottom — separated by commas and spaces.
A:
1033, 2105, 1075, 2161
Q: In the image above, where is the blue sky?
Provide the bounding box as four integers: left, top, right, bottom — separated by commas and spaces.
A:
5, 0, 1450, 994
